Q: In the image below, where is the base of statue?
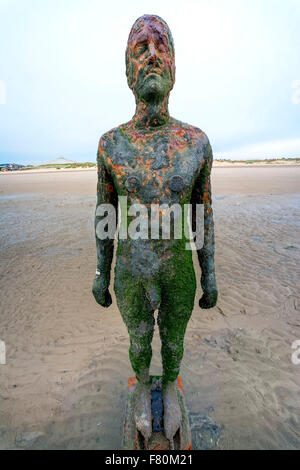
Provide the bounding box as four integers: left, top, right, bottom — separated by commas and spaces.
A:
122, 376, 192, 450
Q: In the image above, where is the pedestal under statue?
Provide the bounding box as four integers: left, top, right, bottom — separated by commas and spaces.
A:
92, 14, 218, 449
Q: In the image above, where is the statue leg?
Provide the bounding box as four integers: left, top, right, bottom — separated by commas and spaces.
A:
115, 275, 155, 441
158, 263, 196, 442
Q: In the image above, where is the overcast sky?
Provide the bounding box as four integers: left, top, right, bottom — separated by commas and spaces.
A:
0, 0, 299, 164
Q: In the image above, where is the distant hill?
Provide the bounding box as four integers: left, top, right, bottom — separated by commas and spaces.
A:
43, 157, 77, 165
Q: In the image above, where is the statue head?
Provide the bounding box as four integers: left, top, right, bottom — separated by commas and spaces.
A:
126, 15, 175, 104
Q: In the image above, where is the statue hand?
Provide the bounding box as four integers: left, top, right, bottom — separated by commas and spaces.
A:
199, 289, 218, 309
92, 275, 112, 308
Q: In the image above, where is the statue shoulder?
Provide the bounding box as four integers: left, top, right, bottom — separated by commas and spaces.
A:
97, 125, 120, 163
169, 119, 212, 171
98, 121, 132, 152
171, 119, 212, 169
171, 118, 210, 148
97, 122, 133, 168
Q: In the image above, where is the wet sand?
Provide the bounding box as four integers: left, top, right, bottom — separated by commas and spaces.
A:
0, 167, 299, 449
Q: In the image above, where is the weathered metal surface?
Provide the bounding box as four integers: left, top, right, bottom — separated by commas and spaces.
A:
123, 376, 192, 450
92, 14, 218, 442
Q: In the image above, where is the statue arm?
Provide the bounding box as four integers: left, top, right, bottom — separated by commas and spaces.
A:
92, 136, 118, 308
191, 140, 218, 309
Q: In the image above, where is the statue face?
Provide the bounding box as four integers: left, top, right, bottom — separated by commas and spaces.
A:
126, 16, 175, 103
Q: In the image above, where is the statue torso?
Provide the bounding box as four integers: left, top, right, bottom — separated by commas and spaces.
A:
100, 118, 209, 278
102, 118, 208, 207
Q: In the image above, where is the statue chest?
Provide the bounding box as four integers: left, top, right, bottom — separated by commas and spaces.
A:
107, 136, 203, 203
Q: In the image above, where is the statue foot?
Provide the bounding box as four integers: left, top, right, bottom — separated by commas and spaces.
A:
134, 382, 152, 443
163, 381, 182, 444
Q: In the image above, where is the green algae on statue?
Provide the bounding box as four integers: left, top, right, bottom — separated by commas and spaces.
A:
92, 14, 218, 447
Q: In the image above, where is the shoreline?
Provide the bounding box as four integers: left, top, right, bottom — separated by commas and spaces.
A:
0, 166, 299, 196
1, 162, 300, 176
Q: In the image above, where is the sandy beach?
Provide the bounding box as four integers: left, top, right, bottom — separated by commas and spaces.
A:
0, 166, 299, 449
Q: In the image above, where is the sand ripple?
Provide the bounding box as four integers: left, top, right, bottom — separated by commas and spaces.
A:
0, 183, 299, 449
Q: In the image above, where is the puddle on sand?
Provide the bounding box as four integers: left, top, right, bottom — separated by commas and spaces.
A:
189, 413, 223, 450
0, 193, 37, 200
